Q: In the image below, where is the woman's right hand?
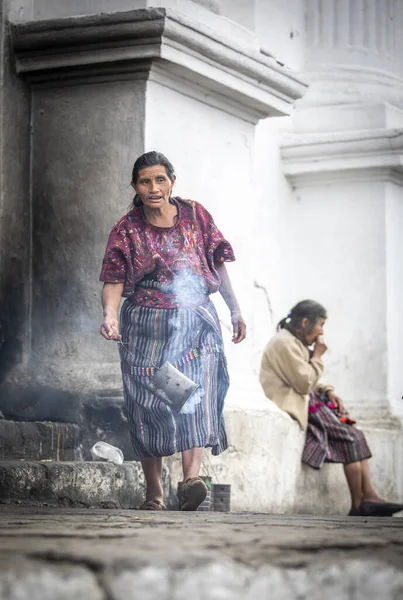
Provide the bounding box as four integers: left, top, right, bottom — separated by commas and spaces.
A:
312, 335, 327, 359
231, 312, 247, 344
100, 315, 121, 341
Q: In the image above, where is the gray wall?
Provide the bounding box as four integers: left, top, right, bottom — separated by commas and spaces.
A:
0, 0, 31, 384
31, 81, 146, 384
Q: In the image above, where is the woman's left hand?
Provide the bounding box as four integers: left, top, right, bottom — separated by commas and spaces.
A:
327, 391, 345, 414
231, 313, 247, 344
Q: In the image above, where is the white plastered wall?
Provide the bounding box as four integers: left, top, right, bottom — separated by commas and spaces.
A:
254, 0, 305, 71
282, 179, 388, 414
386, 182, 403, 418
144, 79, 262, 407
145, 79, 358, 514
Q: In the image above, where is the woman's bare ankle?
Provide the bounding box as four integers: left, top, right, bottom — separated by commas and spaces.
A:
362, 494, 385, 503
146, 485, 164, 503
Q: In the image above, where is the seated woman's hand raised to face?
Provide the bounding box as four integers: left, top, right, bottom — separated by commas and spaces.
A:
312, 335, 327, 359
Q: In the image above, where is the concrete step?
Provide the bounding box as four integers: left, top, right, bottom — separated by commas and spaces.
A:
0, 461, 173, 509
0, 420, 81, 461
0, 394, 136, 463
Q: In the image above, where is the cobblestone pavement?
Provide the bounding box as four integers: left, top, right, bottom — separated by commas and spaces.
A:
0, 506, 402, 599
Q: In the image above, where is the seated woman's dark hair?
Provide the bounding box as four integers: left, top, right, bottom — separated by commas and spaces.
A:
131, 151, 175, 207
277, 299, 327, 332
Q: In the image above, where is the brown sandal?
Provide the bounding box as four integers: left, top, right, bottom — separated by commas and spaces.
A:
139, 499, 166, 511
178, 477, 207, 511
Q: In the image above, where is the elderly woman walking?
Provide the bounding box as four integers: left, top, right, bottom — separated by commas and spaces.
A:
100, 151, 246, 511
260, 299, 403, 517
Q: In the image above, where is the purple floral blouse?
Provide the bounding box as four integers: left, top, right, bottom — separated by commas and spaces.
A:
100, 198, 235, 309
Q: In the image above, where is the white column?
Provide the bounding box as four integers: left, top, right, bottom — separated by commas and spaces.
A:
300, 0, 403, 112
305, 0, 400, 71
280, 0, 403, 501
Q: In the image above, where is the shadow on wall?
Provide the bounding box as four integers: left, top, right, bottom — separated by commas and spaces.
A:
0, 261, 25, 385
0, 382, 81, 423
0, 11, 31, 389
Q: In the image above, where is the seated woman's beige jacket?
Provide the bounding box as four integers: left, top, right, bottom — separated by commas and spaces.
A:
259, 329, 334, 431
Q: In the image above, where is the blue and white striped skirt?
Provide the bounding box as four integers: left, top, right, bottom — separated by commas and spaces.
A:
119, 299, 229, 457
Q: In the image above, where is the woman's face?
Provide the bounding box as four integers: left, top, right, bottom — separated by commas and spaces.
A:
299, 317, 326, 346
133, 165, 175, 209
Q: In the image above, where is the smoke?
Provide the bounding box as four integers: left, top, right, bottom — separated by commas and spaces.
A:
179, 383, 205, 414
171, 269, 208, 308
168, 270, 208, 414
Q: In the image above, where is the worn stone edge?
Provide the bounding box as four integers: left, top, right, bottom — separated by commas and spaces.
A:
10, 8, 307, 107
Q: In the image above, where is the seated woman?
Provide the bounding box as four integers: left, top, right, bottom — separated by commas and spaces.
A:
259, 299, 403, 517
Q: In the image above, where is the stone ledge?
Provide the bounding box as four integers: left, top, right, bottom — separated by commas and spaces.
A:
0, 420, 81, 461
81, 394, 135, 461
167, 402, 403, 513
11, 8, 307, 120
0, 461, 172, 509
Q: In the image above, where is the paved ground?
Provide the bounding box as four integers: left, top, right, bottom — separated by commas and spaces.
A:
0, 506, 402, 599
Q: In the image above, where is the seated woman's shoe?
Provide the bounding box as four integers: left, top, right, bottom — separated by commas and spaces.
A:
178, 477, 207, 511
359, 500, 403, 517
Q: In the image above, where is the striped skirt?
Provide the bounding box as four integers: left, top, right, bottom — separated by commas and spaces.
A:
119, 298, 229, 458
302, 393, 372, 469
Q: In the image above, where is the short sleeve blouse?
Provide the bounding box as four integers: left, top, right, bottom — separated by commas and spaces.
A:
100, 198, 235, 305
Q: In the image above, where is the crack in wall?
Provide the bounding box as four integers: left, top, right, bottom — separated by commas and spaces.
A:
253, 280, 274, 325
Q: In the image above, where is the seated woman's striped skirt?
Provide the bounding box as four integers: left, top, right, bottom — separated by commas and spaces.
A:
302, 393, 372, 469
119, 298, 229, 457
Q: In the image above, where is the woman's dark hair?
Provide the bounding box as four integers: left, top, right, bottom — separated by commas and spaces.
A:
131, 151, 175, 207
277, 299, 327, 332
